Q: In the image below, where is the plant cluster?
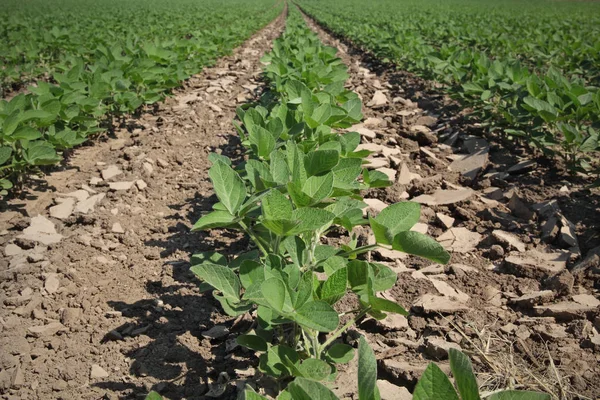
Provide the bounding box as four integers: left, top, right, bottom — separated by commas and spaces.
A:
297, 0, 600, 175
188, 6, 451, 399
0, 0, 282, 194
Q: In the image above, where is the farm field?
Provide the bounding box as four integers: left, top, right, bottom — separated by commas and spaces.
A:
0, 0, 282, 193
1, 1, 600, 400
297, 0, 600, 174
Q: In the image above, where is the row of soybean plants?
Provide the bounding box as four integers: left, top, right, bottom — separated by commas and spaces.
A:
0, 0, 283, 195
297, 0, 600, 178
147, 5, 549, 400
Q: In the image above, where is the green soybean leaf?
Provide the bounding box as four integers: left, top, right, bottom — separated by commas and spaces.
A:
145, 391, 163, 400
371, 202, 421, 244
283, 236, 306, 268
413, 363, 459, 400
239, 260, 264, 289
250, 126, 276, 159
214, 294, 253, 317
289, 208, 335, 234
190, 263, 240, 301
488, 391, 551, 400
262, 278, 287, 313
371, 263, 397, 292
192, 210, 237, 231
237, 334, 268, 352
294, 271, 314, 309
295, 301, 339, 332
347, 260, 370, 296
191, 251, 226, 266
325, 343, 355, 364
448, 349, 481, 400
297, 358, 332, 381
392, 231, 451, 264
368, 295, 408, 316
358, 336, 380, 400
11, 126, 42, 141
23, 141, 60, 165
302, 172, 334, 203
244, 390, 269, 400
0, 146, 12, 165
287, 377, 339, 400
209, 160, 247, 215
304, 149, 339, 176
262, 189, 293, 220
319, 267, 347, 304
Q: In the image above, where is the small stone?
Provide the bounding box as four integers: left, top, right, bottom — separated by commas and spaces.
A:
136, 180, 147, 190
367, 90, 388, 107
515, 325, 531, 340
157, 158, 169, 168
112, 223, 125, 234
558, 215, 578, 249
60, 308, 81, 326
75, 193, 105, 214
110, 139, 127, 151
489, 245, 505, 260
90, 364, 109, 379
541, 217, 559, 243
49, 198, 75, 220
378, 313, 409, 331
413, 294, 468, 314
412, 189, 474, 206
363, 117, 385, 128
377, 167, 397, 181
143, 162, 154, 175
492, 230, 526, 252
4, 243, 23, 257
202, 325, 229, 339
18, 215, 63, 245
398, 163, 420, 185
11, 364, 24, 389
363, 198, 388, 215
429, 279, 470, 302
377, 380, 412, 400
509, 290, 555, 307
109, 181, 135, 191
545, 270, 574, 296
27, 322, 66, 338
44, 273, 60, 294
483, 286, 503, 307
106, 330, 123, 341
436, 213, 454, 229
507, 160, 537, 174
425, 337, 462, 359
365, 158, 389, 169
89, 177, 103, 185
505, 249, 569, 278
436, 227, 482, 253
508, 193, 534, 220
533, 324, 568, 340
101, 165, 122, 181
353, 125, 377, 139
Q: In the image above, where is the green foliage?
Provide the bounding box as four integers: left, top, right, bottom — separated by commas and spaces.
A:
0, 0, 283, 193
297, 0, 600, 174
191, 5, 450, 399
413, 349, 550, 400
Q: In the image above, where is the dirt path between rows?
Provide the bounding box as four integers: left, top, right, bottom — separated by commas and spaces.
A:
0, 11, 286, 400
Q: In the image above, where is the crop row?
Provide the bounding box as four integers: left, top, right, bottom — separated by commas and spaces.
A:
296, 0, 600, 174
154, 4, 550, 400
0, 0, 282, 195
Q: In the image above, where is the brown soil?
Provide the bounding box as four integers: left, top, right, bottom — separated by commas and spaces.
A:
1, 5, 599, 400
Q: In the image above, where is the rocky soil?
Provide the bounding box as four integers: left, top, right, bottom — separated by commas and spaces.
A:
1, 6, 599, 400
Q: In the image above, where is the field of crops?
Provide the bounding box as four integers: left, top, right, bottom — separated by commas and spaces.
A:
1, 1, 599, 400
0, 0, 282, 194
297, 0, 600, 173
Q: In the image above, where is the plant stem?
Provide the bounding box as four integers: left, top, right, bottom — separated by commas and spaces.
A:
319, 306, 371, 354
238, 219, 269, 257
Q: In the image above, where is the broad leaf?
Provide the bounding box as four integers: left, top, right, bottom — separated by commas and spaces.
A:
392, 231, 451, 264
190, 263, 240, 301
413, 363, 459, 400
449, 349, 480, 400
208, 160, 247, 215
295, 301, 339, 332
358, 336, 380, 400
